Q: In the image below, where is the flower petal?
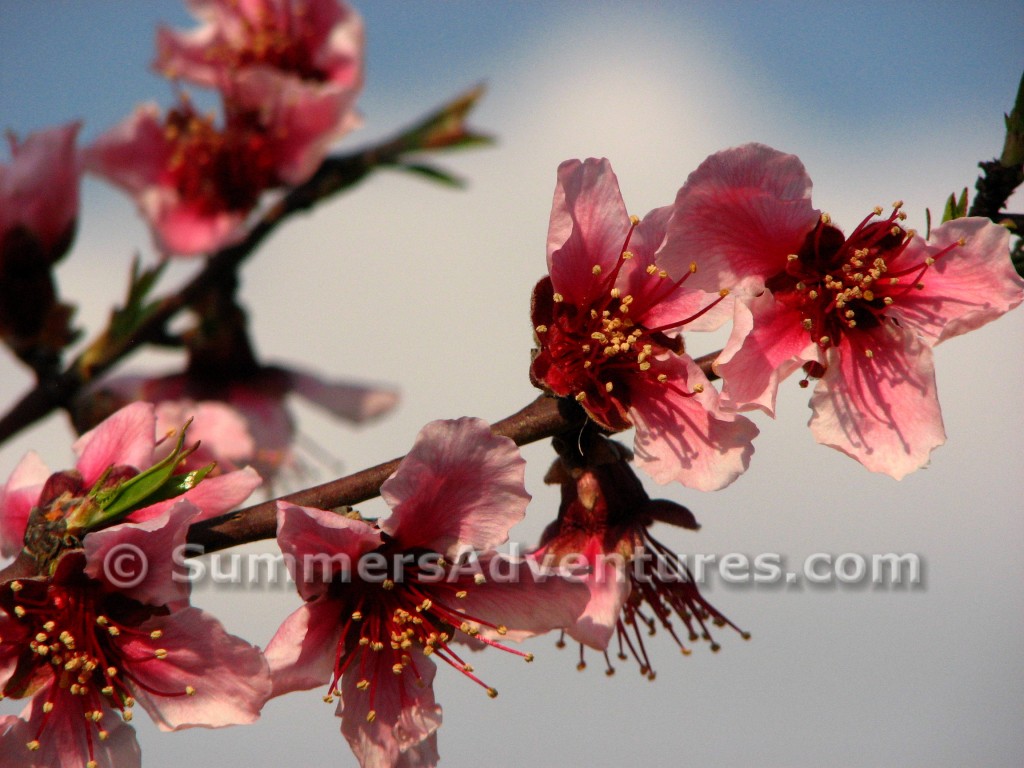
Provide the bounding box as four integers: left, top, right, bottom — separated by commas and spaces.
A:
380, 418, 529, 557
0, 687, 140, 768
0, 451, 49, 558
276, 502, 382, 601
808, 327, 945, 479
547, 158, 631, 306
338, 647, 442, 768
73, 402, 156, 486
83, 499, 199, 606
265, 597, 344, 697
286, 366, 399, 423
130, 466, 262, 524
716, 291, 817, 415
887, 218, 1024, 345
663, 143, 818, 296
629, 356, 759, 490
122, 606, 271, 730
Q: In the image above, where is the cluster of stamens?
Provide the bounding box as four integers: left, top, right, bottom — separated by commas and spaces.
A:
534, 216, 727, 428
321, 554, 533, 724
3, 577, 194, 765
769, 202, 963, 364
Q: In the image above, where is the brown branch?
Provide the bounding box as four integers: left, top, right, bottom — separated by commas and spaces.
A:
188, 354, 721, 553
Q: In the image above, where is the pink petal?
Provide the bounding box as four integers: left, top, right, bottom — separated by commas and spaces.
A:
0, 687, 140, 768
276, 502, 382, 601
1, 122, 81, 257
82, 105, 171, 197
663, 143, 818, 296
83, 499, 199, 606
716, 291, 818, 415
120, 606, 271, 730
451, 552, 591, 644
154, 399, 256, 470
151, 201, 248, 256
380, 418, 530, 557
808, 327, 945, 479
286, 367, 399, 422
131, 466, 262, 524
0, 608, 31, 690
0, 451, 49, 558
265, 597, 344, 697
547, 158, 632, 306
629, 355, 759, 490
339, 647, 442, 768
73, 402, 157, 486
887, 218, 1024, 345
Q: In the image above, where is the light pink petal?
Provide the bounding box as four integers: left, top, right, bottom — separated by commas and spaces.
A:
0, 451, 49, 558
887, 218, 1023, 345
380, 418, 530, 557
450, 552, 589, 643
83, 105, 171, 196
276, 502, 382, 601
547, 158, 631, 305
663, 143, 818, 296
73, 401, 157, 486
151, 200, 249, 256
339, 647, 442, 768
154, 19, 223, 87
808, 327, 945, 479
716, 292, 818, 415
131, 466, 262, 524
1, 122, 81, 256
265, 597, 344, 697
287, 367, 399, 422
84, 499, 199, 605
0, 687, 140, 768
630, 356, 759, 490
120, 606, 271, 730
154, 399, 256, 470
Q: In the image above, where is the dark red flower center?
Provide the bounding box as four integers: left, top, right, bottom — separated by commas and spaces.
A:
163, 105, 280, 216
322, 543, 531, 722
532, 219, 727, 430
766, 203, 961, 358
1, 568, 192, 763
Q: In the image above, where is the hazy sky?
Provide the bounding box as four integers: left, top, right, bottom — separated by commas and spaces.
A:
2, 2, 1023, 767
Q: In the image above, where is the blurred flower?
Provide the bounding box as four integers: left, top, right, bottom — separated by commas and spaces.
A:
0, 500, 272, 768
0, 122, 81, 361
666, 143, 1024, 478
530, 157, 758, 490
84, 79, 349, 256
265, 418, 586, 768
0, 401, 261, 559
83, 364, 398, 485
531, 434, 746, 679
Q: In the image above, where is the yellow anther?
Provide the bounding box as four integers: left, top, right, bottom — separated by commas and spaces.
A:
659, 270, 668, 278
185, 686, 196, 696
819, 336, 831, 345
583, 361, 592, 369
862, 290, 874, 302
382, 579, 395, 591
367, 710, 377, 723
149, 630, 163, 640
865, 349, 874, 358
605, 381, 614, 392
719, 288, 729, 298
535, 325, 548, 334
638, 362, 651, 371
924, 257, 935, 266
392, 664, 404, 675
808, 290, 819, 300
474, 573, 487, 585
610, 288, 621, 298
802, 318, 813, 330
154, 649, 168, 659
42, 702, 54, 713
692, 384, 704, 394
351, 611, 363, 621
787, 253, 799, 261
657, 374, 668, 383
497, 625, 508, 636
455, 590, 468, 599
10, 581, 22, 592
892, 200, 904, 209
957, 237, 966, 247
123, 711, 133, 722
574, 392, 587, 402
646, 264, 657, 275
883, 296, 893, 305
821, 213, 831, 225
27, 740, 41, 752
592, 265, 602, 275
629, 215, 640, 225
621, 250, 633, 260
524, 653, 535, 663
873, 205, 883, 215
552, 292, 564, 302
98, 730, 109, 741
356, 679, 370, 691
486, 688, 499, 699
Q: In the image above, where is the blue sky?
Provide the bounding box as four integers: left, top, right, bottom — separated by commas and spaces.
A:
2, 3, 1023, 767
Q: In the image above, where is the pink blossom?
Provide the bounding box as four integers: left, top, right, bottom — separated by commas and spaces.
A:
665, 143, 1024, 478
531, 435, 747, 678
1, 401, 261, 558
265, 418, 587, 768
85, 364, 398, 485
0, 500, 272, 768
530, 157, 758, 491
0, 122, 81, 266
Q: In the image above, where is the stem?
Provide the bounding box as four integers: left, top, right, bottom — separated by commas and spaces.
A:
188, 353, 721, 553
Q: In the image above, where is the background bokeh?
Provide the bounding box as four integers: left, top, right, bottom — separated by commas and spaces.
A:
2, 2, 1022, 766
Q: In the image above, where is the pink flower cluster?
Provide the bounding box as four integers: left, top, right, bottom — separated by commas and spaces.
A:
85, 0, 363, 256
533, 147, 1023, 480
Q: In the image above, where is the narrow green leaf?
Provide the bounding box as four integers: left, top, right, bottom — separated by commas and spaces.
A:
396, 162, 466, 188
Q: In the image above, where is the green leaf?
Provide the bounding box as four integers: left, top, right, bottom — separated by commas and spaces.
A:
395, 162, 467, 188
107, 256, 166, 343
1001, 71, 1024, 167
941, 187, 969, 223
